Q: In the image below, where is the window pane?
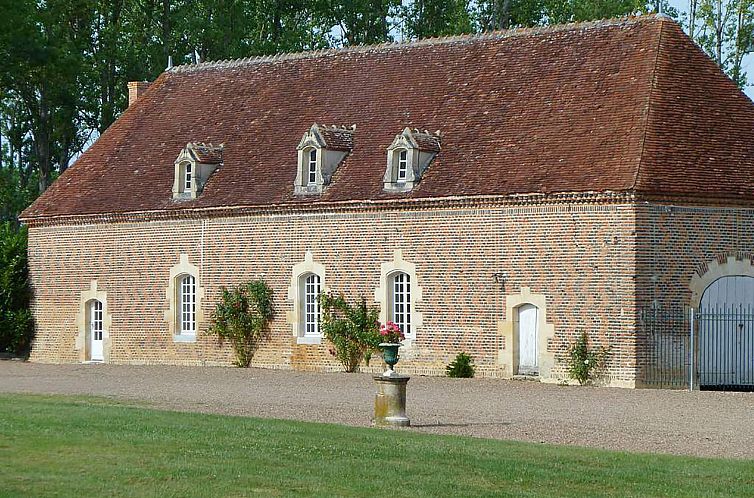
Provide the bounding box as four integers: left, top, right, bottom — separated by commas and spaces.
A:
303, 273, 321, 336
391, 272, 411, 337
180, 275, 196, 334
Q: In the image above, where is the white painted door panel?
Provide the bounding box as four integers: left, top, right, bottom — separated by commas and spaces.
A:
518, 304, 538, 374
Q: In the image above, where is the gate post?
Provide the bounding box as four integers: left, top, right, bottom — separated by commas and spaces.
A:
689, 307, 695, 391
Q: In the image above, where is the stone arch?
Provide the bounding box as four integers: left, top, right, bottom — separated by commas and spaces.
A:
690, 255, 754, 308
287, 250, 328, 344
75, 280, 112, 362
374, 249, 423, 343
497, 287, 555, 380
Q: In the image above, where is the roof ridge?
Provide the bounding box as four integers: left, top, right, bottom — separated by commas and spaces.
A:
169, 14, 665, 74
633, 15, 668, 191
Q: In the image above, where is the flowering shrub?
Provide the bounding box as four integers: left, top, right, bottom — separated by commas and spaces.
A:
378, 321, 405, 344
319, 293, 381, 372
207, 280, 274, 367
567, 331, 608, 385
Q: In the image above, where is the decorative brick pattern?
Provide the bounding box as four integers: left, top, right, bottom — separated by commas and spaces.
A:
28, 199, 641, 385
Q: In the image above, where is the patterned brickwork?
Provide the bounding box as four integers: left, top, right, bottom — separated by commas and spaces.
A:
635, 204, 754, 310
27, 200, 640, 385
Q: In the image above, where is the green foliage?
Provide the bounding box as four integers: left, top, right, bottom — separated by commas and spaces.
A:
567, 331, 608, 385
0, 222, 33, 355
319, 293, 381, 372
446, 352, 476, 378
207, 280, 274, 367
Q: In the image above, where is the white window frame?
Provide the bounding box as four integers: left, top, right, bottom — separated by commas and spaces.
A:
390, 272, 411, 336
179, 274, 196, 335
303, 273, 321, 337
183, 162, 193, 192
307, 149, 317, 186
90, 300, 103, 342
396, 149, 408, 183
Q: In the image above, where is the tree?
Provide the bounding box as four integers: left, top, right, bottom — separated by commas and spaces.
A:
400, 0, 473, 40
686, 0, 754, 87
0, 223, 33, 356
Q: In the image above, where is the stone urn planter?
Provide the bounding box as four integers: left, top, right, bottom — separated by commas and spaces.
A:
379, 342, 401, 376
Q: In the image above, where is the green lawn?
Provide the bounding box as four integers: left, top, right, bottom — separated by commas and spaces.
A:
0, 395, 751, 497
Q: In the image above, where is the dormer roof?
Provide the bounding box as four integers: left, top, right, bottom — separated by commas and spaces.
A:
297, 124, 355, 151
182, 142, 224, 164
21, 15, 754, 221
392, 128, 441, 152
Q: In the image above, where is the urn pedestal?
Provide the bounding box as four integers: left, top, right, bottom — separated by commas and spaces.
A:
373, 375, 410, 427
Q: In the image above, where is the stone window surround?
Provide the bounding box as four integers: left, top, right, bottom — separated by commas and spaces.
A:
497, 287, 555, 380
164, 254, 205, 343
75, 280, 112, 363
287, 251, 328, 344
374, 249, 423, 342
294, 125, 351, 196
383, 128, 440, 193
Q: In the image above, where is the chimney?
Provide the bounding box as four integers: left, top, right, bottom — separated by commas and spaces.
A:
127, 81, 151, 107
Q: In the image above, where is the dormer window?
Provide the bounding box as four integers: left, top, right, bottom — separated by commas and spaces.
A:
295, 124, 354, 195
172, 143, 223, 200
384, 128, 441, 192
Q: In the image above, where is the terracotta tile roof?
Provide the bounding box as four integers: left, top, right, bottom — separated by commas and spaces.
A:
21, 15, 754, 220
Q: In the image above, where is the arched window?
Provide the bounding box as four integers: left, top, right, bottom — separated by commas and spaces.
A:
303, 273, 321, 337
307, 149, 318, 185
396, 149, 408, 183
390, 272, 411, 336
179, 274, 196, 335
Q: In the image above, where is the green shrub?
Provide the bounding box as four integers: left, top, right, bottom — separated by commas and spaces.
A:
207, 280, 274, 367
319, 293, 380, 372
446, 352, 475, 378
0, 223, 34, 356
567, 331, 608, 385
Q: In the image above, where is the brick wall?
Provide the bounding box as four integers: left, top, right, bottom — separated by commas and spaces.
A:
27, 200, 639, 385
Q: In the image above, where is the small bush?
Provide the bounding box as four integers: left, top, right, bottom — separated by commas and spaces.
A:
567, 331, 608, 385
319, 293, 380, 372
446, 352, 475, 378
208, 280, 274, 367
0, 222, 34, 356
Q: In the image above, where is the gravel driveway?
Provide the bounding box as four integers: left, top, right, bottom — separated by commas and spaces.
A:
2, 361, 752, 459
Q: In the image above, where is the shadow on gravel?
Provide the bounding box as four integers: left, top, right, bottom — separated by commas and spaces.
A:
412, 421, 512, 428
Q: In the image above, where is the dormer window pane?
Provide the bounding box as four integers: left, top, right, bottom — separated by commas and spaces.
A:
308, 149, 317, 185
397, 150, 408, 183
184, 163, 192, 191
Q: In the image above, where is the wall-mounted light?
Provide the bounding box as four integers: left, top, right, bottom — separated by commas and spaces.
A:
493, 272, 506, 291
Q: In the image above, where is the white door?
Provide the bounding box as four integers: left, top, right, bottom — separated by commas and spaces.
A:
699, 276, 754, 387
90, 300, 104, 361
517, 304, 539, 375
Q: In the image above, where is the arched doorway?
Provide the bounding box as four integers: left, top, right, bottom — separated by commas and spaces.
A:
699, 276, 754, 388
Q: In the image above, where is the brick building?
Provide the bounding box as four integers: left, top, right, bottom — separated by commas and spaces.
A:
20, 16, 754, 387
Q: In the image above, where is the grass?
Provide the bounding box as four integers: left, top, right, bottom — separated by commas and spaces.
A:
0, 394, 752, 497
